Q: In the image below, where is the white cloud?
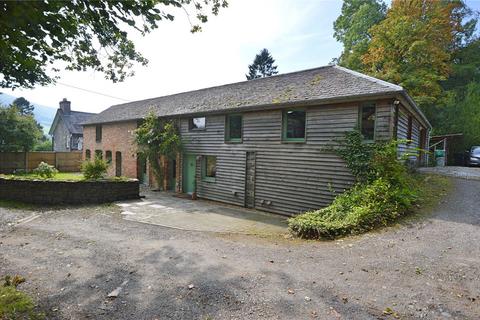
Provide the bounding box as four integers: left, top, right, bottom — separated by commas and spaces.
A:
3, 0, 342, 113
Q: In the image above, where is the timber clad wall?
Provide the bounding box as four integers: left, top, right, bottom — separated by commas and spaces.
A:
397, 105, 422, 161
83, 122, 138, 178
181, 100, 393, 216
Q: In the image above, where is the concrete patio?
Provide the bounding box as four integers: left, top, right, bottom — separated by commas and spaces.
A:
116, 191, 288, 235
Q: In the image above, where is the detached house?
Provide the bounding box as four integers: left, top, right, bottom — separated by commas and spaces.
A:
82, 66, 430, 216
49, 98, 96, 151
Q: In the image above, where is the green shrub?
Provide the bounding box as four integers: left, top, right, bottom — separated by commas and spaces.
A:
289, 178, 418, 239
33, 161, 58, 178
81, 157, 109, 180
289, 130, 420, 239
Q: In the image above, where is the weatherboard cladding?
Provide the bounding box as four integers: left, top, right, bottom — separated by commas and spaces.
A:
181, 100, 393, 216
83, 65, 403, 125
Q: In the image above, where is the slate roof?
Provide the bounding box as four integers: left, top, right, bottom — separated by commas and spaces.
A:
64, 110, 96, 134
83, 65, 426, 126
49, 109, 96, 135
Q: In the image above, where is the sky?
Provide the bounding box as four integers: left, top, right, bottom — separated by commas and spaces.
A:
2, 0, 480, 113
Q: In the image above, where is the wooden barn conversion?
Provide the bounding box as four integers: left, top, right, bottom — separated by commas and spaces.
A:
82, 65, 431, 216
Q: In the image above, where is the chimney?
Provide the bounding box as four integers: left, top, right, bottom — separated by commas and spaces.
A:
59, 98, 71, 114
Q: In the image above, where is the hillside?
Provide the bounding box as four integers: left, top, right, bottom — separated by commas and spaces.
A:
0, 93, 56, 134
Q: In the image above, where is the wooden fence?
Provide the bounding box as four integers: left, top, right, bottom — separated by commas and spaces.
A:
0, 151, 82, 173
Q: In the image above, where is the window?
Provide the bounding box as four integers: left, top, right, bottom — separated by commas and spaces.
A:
189, 117, 206, 130
115, 152, 122, 177
95, 149, 103, 160
282, 110, 306, 142
85, 149, 91, 160
95, 125, 102, 142
407, 115, 413, 144
105, 151, 112, 164
225, 114, 242, 142
359, 103, 376, 141
202, 155, 217, 181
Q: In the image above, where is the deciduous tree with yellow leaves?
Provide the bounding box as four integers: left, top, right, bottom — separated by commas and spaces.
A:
362, 0, 468, 107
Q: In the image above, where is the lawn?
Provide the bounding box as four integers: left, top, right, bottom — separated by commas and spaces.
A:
0, 172, 84, 181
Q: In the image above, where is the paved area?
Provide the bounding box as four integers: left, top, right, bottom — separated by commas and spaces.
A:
0, 178, 479, 319
117, 191, 287, 235
419, 166, 480, 180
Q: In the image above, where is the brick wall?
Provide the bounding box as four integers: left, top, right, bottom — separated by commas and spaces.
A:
83, 121, 139, 179
0, 178, 139, 205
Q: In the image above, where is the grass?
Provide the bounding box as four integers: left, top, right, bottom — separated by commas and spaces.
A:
0, 199, 37, 210
0, 172, 131, 182
406, 173, 452, 218
0, 172, 84, 181
0, 276, 45, 319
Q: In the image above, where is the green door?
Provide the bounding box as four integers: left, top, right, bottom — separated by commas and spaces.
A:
183, 154, 196, 194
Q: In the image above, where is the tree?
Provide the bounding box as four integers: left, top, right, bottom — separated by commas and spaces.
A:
333, 0, 387, 71
362, 0, 472, 108
134, 112, 183, 189
12, 97, 34, 116
246, 49, 278, 80
0, 0, 228, 89
34, 136, 53, 151
0, 106, 43, 152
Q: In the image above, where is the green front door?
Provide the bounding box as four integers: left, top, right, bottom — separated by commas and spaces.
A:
183, 154, 196, 194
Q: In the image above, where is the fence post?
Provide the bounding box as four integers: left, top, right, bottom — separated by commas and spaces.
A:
24, 152, 28, 173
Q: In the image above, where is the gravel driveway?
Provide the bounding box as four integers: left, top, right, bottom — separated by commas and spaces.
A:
0, 178, 479, 319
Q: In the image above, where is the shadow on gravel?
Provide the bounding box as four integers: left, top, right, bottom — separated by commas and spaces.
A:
34, 244, 388, 319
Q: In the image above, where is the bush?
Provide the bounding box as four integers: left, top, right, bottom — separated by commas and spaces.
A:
289, 178, 418, 239
33, 161, 58, 178
81, 157, 108, 180
289, 130, 420, 239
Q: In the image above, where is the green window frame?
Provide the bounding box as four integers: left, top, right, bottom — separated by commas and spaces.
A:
202, 155, 217, 182
282, 109, 306, 142
359, 103, 376, 142
225, 114, 243, 143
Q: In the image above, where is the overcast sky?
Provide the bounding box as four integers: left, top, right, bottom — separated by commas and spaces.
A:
3, 0, 480, 113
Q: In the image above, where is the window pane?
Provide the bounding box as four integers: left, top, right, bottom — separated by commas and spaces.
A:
189, 117, 206, 130
96, 125, 102, 142
95, 150, 103, 160
228, 115, 242, 140
286, 110, 306, 139
205, 156, 216, 178
361, 104, 376, 140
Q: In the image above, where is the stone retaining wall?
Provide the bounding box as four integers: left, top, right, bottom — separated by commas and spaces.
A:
0, 178, 140, 205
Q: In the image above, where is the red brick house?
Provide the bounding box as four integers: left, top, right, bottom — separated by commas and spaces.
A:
82, 66, 431, 216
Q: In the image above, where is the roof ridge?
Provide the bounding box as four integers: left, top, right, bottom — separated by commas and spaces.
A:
333, 65, 403, 91
69, 110, 96, 115
109, 65, 335, 109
